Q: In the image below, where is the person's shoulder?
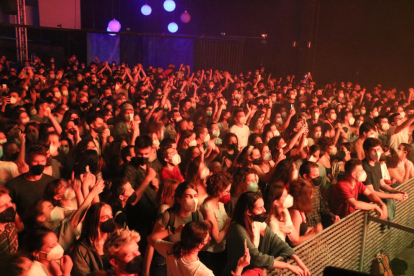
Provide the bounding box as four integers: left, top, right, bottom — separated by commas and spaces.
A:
5, 174, 25, 187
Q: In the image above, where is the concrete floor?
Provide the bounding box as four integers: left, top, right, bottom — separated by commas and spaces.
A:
390, 246, 414, 275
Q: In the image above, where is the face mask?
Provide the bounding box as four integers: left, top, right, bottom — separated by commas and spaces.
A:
292, 169, 299, 180
206, 110, 213, 116
10, 97, 17, 105
354, 112, 360, 116
183, 197, 198, 212
54, 91, 61, 99
253, 158, 262, 165
247, 182, 259, 192
175, 116, 183, 123
171, 153, 181, 165
329, 146, 338, 156
61, 146, 69, 155
152, 139, 160, 148
311, 176, 322, 186
283, 194, 294, 208
64, 187, 76, 199
212, 130, 220, 138
382, 123, 390, 131
94, 126, 106, 134
373, 111, 379, 117
281, 112, 287, 118
349, 117, 355, 125
200, 167, 210, 180
62, 89, 69, 97
330, 113, 337, 120
77, 76, 83, 82
30, 164, 44, 176
251, 213, 267, 222
49, 144, 58, 156
400, 112, 405, 118
0, 139, 7, 144
125, 113, 134, 122
370, 150, 380, 162
118, 255, 143, 274
263, 152, 272, 161
40, 244, 64, 260
276, 118, 283, 125
100, 218, 116, 233
239, 116, 247, 124
312, 113, 319, 120
308, 155, 318, 163
0, 207, 16, 223
30, 109, 37, 116
357, 171, 367, 182
126, 193, 138, 205
313, 131, 322, 139
203, 134, 210, 143
290, 95, 296, 100
361, 110, 366, 115
219, 194, 231, 204
50, 206, 65, 222
271, 97, 277, 103
235, 94, 241, 100
188, 140, 197, 147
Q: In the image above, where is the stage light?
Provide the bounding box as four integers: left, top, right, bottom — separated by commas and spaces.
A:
108, 19, 121, 32
168, 22, 178, 33
180, 11, 191, 23
307, 42, 312, 48
261, 34, 268, 39
107, 27, 116, 36
292, 41, 297, 47
164, 0, 176, 12
141, 4, 152, 16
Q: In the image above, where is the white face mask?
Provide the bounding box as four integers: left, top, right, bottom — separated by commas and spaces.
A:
152, 139, 160, 148
212, 130, 220, 138
361, 110, 366, 115
313, 112, 319, 120
329, 146, 338, 156
49, 144, 58, 155
175, 116, 182, 123
263, 152, 272, 161
64, 187, 76, 199
314, 131, 322, 139
188, 140, 197, 147
40, 244, 64, 260
349, 117, 355, 125
21, 117, 30, 125
308, 155, 318, 163
239, 116, 247, 125
126, 113, 134, 122
50, 206, 66, 223
382, 123, 390, 131
357, 171, 367, 182
55, 91, 61, 99
171, 153, 181, 166
182, 197, 198, 212
62, 89, 69, 97
400, 112, 405, 118
276, 118, 283, 125
283, 194, 294, 208
200, 167, 210, 180
203, 134, 211, 143
30, 109, 37, 116
330, 113, 337, 120
10, 97, 17, 105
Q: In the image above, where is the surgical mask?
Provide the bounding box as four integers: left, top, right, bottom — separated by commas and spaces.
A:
290, 95, 296, 100
203, 134, 210, 142
308, 155, 318, 163
21, 117, 30, 125
40, 244, 64, 260
283, 194, 294, 209
219, 194, 231, 204
171, 153, 181, 165
235, 94, 241, 99
276, 118, 283, 125
349, 117, 355, 125
281, 112, 287, 118
200, 167, 210, 180
357, 120, 363, 126
251, 213, 267, 222
247, 182, 259, 192
239, 116, 247, 124
175, 116, 183, 123
263, 152, 272, 161
314, 131, 322, 139
61, 146, 69, 155
373, 111, 379, 117
0, 139, 7, 144
370, 150, 381, 162
152, 139, 160, 148
361, 110, 366, 115
400, 112, 405, 118
50, 206, 66, 222
64, 187, 76, 199
55, 91, 61, 99
62, 89, 69, 97
312, 113, 319, 120
253, 157, 262, 165
329, 146, 338, 156
212, 130, 220, 138
311, 176, 322, 186
188, 140, 197, 147
125, 113, 134, 122
330, 113, 337, 120
206, 110, 213, 116
30, 164, 44, 175
30, 109, 37, 116
382, 123, 390, 131
183, 197, 198, 212
10, 97, 17, 105
357, 171, 367, 182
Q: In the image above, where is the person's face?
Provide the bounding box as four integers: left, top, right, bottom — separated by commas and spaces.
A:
47, 134, 61, 148
261, 146, 270, 158
36, 232, 59, 259
187, 121, 194, 130
236, 111, 246, 123
120, 182, 134, 201
309, 167, 320, 179
178, 188, 198, 206
278, 138, 286, 148
136, 146, 152, 158
245, 174, 257, 190
228, 136, 238, 145
112, 241, 141, 271
87, 141, 97, 151
397, 145, 407, 159
92, 117, 104, 130
192, 148, 201, 159
251, 198, 266, 216
251, 148, 261, 161
352, 165, 365, 180
19, 112, 29, 124
0, 193, 13, 214
340, 145, 350, 156
366, 129, 376, 138
275, 188, 288, 207
30, 154, 47, 167
308, 150, 320, 161
367, 145, 382, 161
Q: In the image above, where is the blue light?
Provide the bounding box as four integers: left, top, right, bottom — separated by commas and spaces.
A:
107, 27, 116, 36
163, 0, 176, 12
168, 22, 178, 33
141, 4, 152, 16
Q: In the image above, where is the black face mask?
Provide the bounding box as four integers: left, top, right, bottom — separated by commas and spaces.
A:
228, 144, 238, 151
311, 176, 322, 187
0, 207, 16, 223
71, 118, 80, 126
30, 164, 45, 176
118, 255, 143, 274
100, 218, 116, 233
94, 126, 106, 134
81, 102, 90, 109
46, 96, 54, 102
9, 152, 19, 161
253, 158, 262, 166
130, 156, 148, 167
251, 213, 267, 223
126, 193, 137, 205
188, 107, 195, 113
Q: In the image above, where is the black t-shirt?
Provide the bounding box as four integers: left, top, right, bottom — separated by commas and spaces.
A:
5, 173, 55, 216
360, 159, 382, 202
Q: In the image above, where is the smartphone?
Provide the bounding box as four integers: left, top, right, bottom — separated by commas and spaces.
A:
291, 103, 295, 110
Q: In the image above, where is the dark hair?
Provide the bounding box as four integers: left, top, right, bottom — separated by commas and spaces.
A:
0, 253, 30, 276
86, 112, 104, 126
359, 122, 376, 136
74, 149, 100, 178
22, 199, 47, 230
317, 137, 334, 155
23, 227, 55, 256
299, 161, 319, 178
362, 138, 382, 152
386, 148, 399, 169
263, 182, 285, 220
26, 143, 48, 162
171, 221, 209, 258
289, 179, 313, 213
344, 158, 362, 176
270, 159, 295, 185
231, 167, 257, 195
388, 113, 400, 124
401, 143, 412, 157
248, 133, 262, 146
170, 181, 198, 213
44, 178, 65, 206
134, 135, 152, 150
206, 172, 231, 198
80, 202, 111, 245
231, 192, 262, 242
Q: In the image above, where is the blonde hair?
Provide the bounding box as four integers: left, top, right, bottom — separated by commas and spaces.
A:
104, 229, 141, 260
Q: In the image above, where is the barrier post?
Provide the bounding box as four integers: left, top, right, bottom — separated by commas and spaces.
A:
359, 211, 369, 272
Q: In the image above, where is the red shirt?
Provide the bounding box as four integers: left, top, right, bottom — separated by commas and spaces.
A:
331, 180, 366, 218
160, 166, 184, 182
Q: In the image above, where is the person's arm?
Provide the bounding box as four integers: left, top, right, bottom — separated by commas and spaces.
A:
289, 209, 316, 246
202, 207, 230, 244
129, 167, 157, 205
394, 115, 414, 135
361, 187, 388, 219
130, 120, 140, 146
45, 108, 62, 134
284, 127, 306, 154
290, 254, 311, 276
281, 108, 296, 132
253, 164, 276, 183
379, 180, 407, 201
16, 133, 27, 170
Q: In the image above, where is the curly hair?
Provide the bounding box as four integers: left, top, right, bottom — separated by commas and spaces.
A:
289, 179, 314, 213
104, 228, 141, 260
317, 137, 334, 155
206, 172, 231, 198
231, 167, 257, 195
26, 142, 48, 161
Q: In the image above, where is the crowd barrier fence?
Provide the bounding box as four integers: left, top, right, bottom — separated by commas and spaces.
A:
270, 178, 414, 275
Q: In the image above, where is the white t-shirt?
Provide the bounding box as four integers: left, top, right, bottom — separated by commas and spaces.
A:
229, 124, 250, 149
0, 161, 20, 185
267, 209, 294, 242
251, 221, 267, 248
388, 126, 409, 150
154, 240, 214, 276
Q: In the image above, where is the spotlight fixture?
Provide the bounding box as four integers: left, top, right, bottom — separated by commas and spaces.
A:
261, 34, 268, 39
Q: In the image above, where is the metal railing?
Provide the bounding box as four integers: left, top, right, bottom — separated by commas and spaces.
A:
272, 178, 414, 276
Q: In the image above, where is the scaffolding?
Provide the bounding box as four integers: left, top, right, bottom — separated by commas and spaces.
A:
15, 0, 28, 64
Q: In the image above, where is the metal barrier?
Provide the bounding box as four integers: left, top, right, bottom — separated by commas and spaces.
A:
271, 178, 414, 276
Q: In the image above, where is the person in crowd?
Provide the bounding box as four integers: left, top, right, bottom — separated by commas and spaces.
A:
223, 192, 310, 276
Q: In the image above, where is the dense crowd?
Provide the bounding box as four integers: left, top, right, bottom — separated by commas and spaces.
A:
0, 53, 411, 276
